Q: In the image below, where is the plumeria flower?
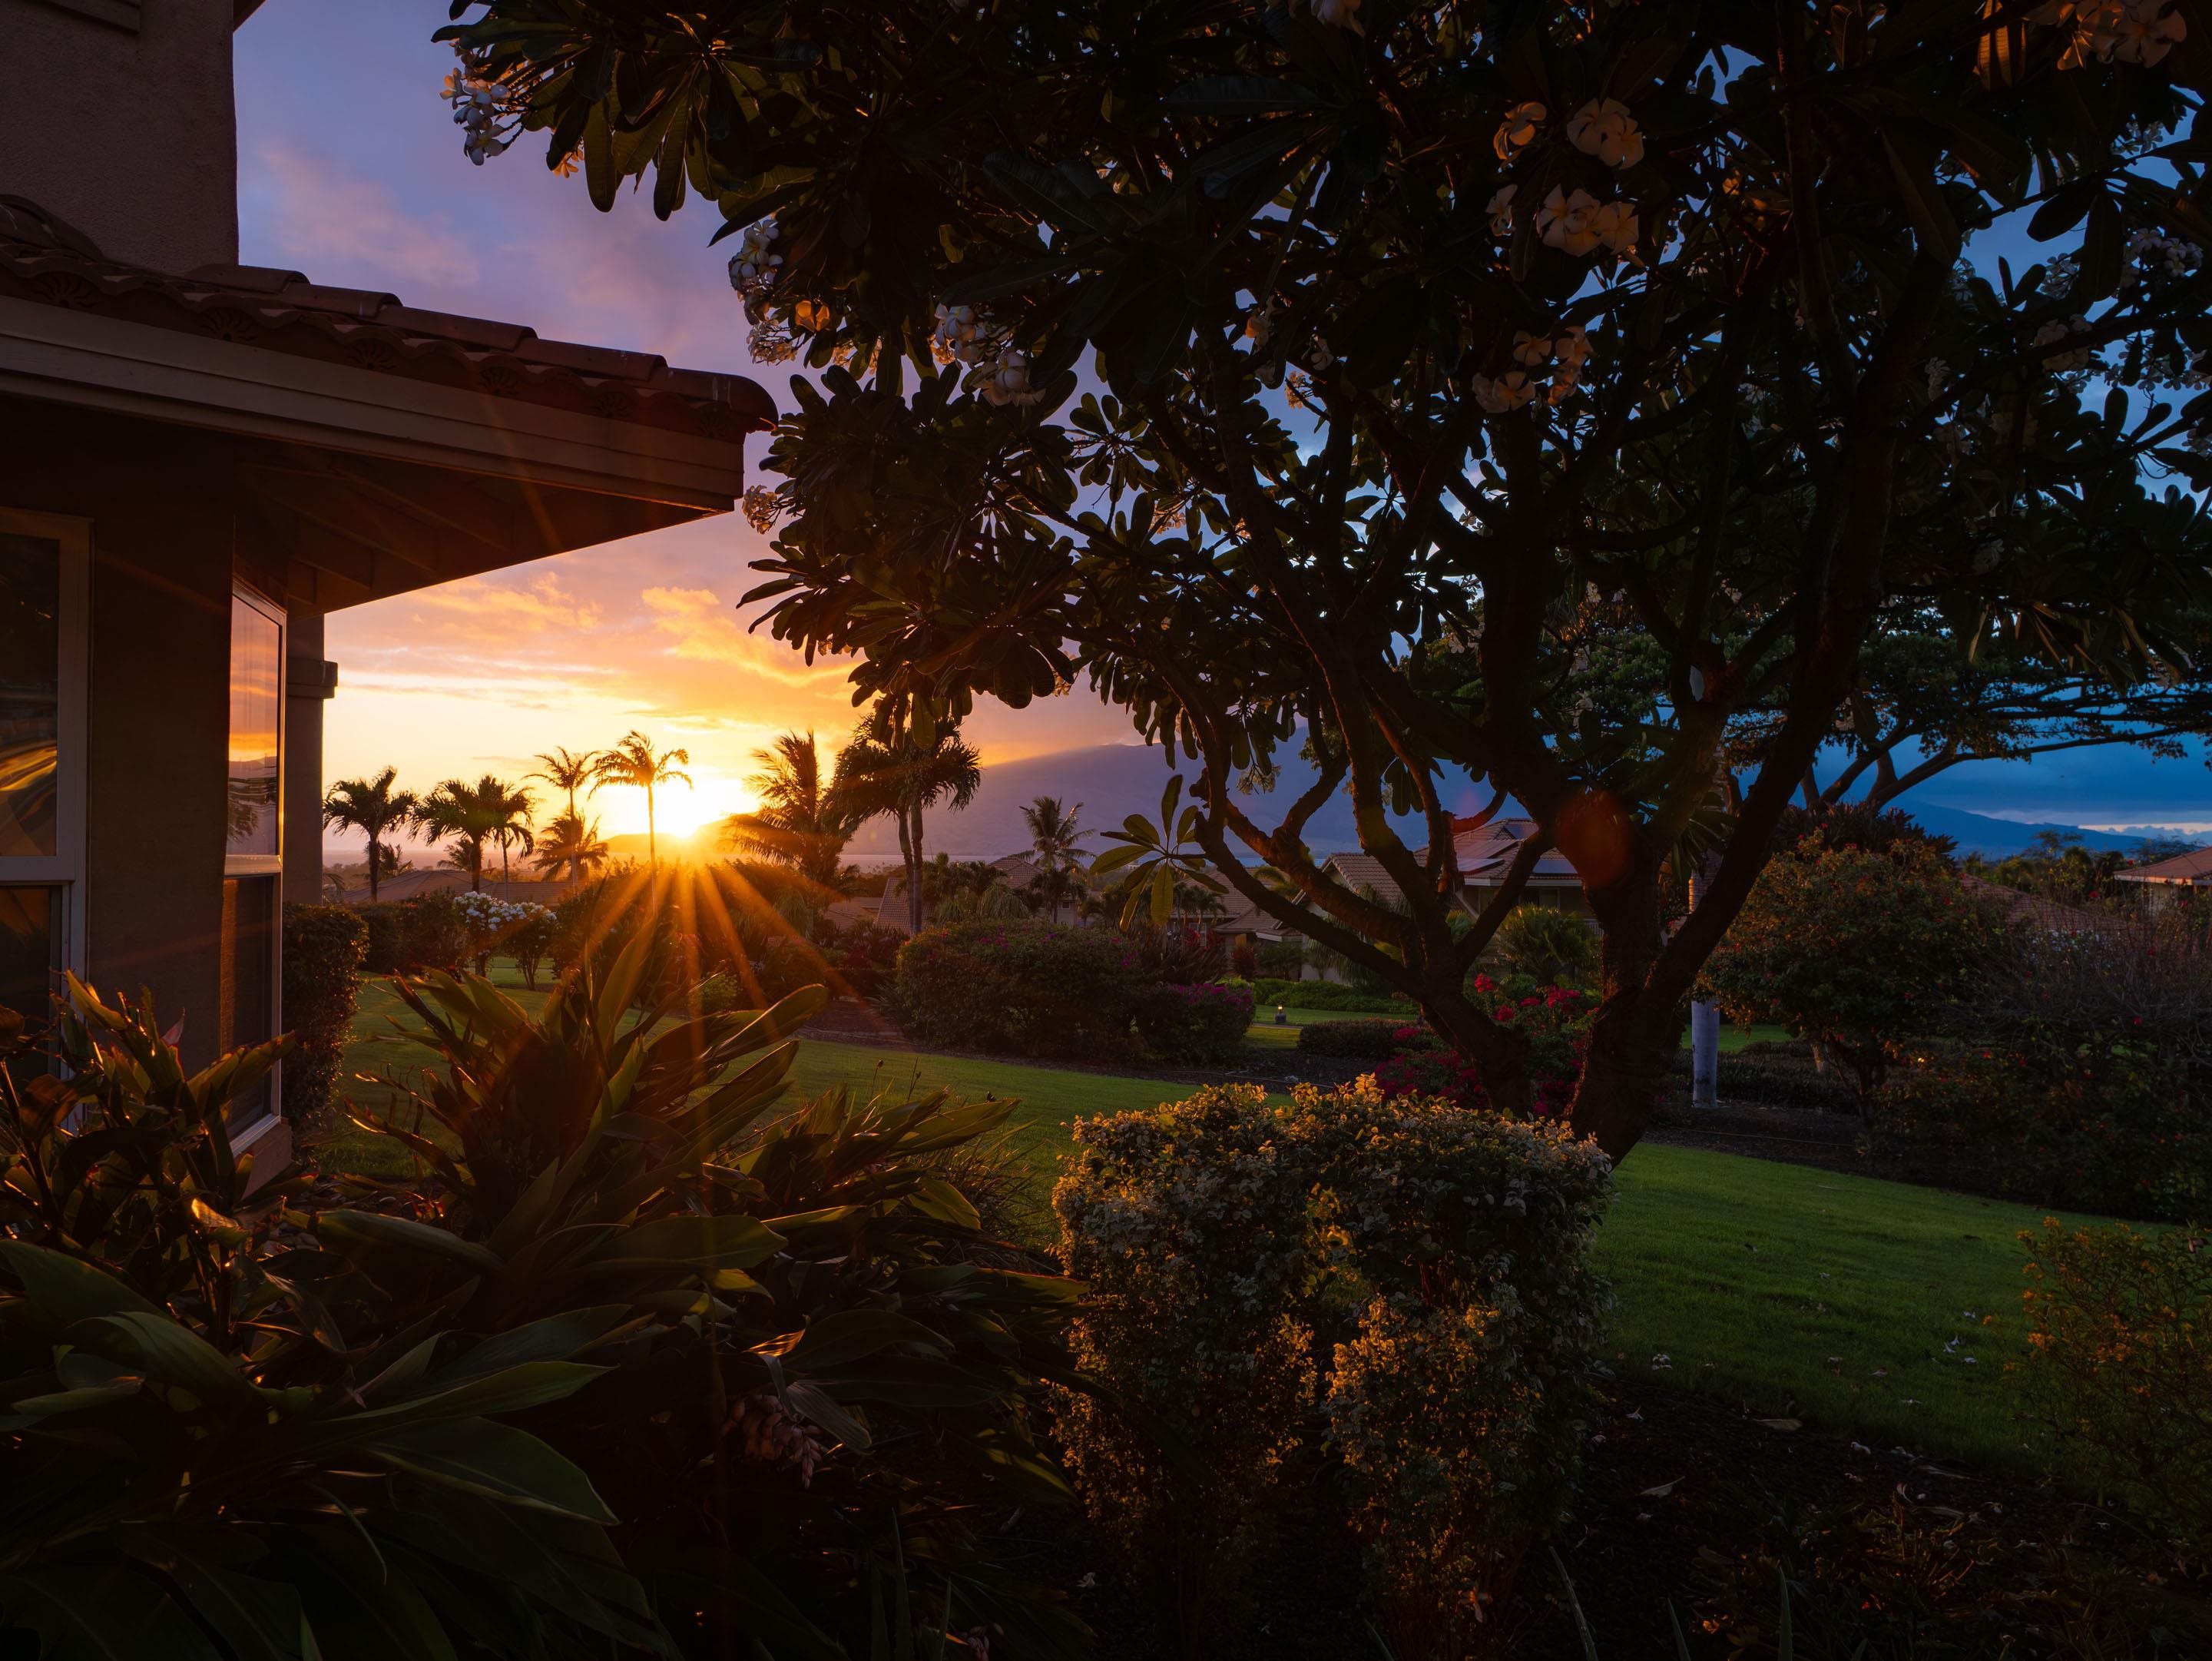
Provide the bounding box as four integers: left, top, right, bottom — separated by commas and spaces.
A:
1567, 97, 1646, 168
2034, 314, 2095, 372
1554, 325, 1592, 370
1486, 184, 1517, 236
979, 348, 1047, 406
1536, 187, 1603, 255
729, 217, 784, 294
1473, 370, 1538, 413
1492, 101, 1547, 162
1590, 200, 1640, 257
1511, 330, 1553, 366
2096, 0, 2187, 64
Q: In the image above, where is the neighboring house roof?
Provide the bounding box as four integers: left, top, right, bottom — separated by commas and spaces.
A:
1318, 820, 1582, 911
1959, 874, 2124, 936
0, 197, 773, 443
2114, 846, 2212, 885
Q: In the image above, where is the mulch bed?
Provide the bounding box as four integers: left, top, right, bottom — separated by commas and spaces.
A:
1501, 1377, 2211, 1659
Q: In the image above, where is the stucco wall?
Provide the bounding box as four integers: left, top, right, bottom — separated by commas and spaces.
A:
1, 0, 239, 273
0, 400, 237, 1064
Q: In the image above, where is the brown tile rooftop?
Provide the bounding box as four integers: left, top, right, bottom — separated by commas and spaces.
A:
0, 194, 776, 441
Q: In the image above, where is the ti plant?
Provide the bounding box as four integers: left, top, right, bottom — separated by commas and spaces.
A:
1, 980, 654, 1660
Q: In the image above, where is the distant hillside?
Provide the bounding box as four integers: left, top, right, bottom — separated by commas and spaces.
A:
849, 742, 2191, 864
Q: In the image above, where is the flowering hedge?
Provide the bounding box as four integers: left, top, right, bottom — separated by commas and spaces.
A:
1133, 979, 1254, 1064
1054, 1080, 1613, 1650
1372, 982, 1594, 1118
892, 920, 1150, 1059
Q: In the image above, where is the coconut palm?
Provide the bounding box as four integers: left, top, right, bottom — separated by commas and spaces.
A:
532, 810, 610, 882
833, 715, 982, 932
721, 730, 857, 887
416, 775, 534, 893
589, 731, 691, 867
1020, 794, 1090, 922
529, 748, 595, 818
320, 766, 418, 903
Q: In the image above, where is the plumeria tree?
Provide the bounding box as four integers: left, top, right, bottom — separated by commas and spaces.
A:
442, 0, 2212, 1157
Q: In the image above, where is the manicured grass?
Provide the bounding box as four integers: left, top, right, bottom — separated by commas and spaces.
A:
1597, 1146, 2101, 1476
320, 969, 2090, 1477
1245, 1010, 1791, 1052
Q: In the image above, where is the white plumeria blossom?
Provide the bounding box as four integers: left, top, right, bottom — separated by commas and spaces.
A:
2033, 314, 2095, 372
727, 217, 783, 297
1566, 98, 1646, 168
1492, 101, 1547, 162
1486, 183, 1517, 236
979, 347, 1046, 406
1535, 187, 1603, 255
1472, 370, 1538, 413
1589, 199, 1640, 258
1511, 330, 1552, 367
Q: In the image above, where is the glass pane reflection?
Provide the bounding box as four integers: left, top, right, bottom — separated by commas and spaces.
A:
0, 886, 56, 1023
227, 594, 280, 859
0, 535, 61, 858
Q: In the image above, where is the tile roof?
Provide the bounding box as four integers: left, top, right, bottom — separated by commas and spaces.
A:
2114, 845, 2212, 883
0, 195, 775, 442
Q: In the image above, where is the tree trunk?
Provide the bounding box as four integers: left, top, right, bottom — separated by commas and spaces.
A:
367, 833, 380, 903
647, 787, 657, 867
906, 802, 926, 933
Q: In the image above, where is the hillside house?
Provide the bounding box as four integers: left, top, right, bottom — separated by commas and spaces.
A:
0, 0, 771, 1182
2115, 845, 2212, 911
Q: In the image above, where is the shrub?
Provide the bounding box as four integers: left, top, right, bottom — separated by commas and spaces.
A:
892, 920, 1147, 1059
833, 919, 904, 999
1254, 940, 1306, 980
1134, 980, 1254, 1063
1127, 922, 1228, 985
2021, 1219, 2212, 1547
280, 901, 366, 1133
1700, 838, 1995, 1101
1249, 976, 1417, 1015
757, 930, 830, 1003
356, 893, 470, 976
1230, 935, 1260, 978
1869, 918, 2212, 1218
1296, 1016, 1421, 1059
453, 890, 555, 975
1491, 903, 1599, 988
1055, 1080, 1612, 1653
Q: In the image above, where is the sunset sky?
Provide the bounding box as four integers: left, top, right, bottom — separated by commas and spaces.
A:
237, 5, 2211, 850
234, 3, 1134, 848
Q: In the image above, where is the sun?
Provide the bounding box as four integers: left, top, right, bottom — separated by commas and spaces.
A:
590, 768, 758, 844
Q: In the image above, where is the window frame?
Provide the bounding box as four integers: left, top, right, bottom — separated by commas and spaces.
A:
0, 508, 91, 977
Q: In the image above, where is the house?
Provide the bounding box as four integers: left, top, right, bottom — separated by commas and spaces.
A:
2114, 845, 2212, 911
1, 0, 772, 1183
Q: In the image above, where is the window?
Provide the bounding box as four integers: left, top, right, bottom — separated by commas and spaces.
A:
224, 587, 283, 1129
0, 512, 88, 1025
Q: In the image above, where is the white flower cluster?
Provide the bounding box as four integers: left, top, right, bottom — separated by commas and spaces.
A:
2033, 313, 2096, 373
449, 75, 508, 166
1535, 187, 1638, 258
727, 217, 783, 316
1485, 98, 1644, 264
932, 303, 1045, 405
1565, 97, 1646, 169
455, 892, 550, 940
1474, 323, 1591, 413
2123, 226, 2201, 283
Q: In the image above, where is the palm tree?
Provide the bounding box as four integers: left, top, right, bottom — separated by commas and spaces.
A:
833, 714, 983, 932
416, 775, 533, 893
1020, 794, 1090, 922
532, 810, 610, 881
530, 748, 596, 819
321, 767, 418, 903
589, 731, 691, 867
722, 730, 857, 887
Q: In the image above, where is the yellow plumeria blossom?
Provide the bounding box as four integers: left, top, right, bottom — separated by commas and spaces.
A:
1473, 369, 1539, 413
1589, 199, 1640, 258
1493, 101, 1547, 162
1535, 186, 1603, 255
1566, 97, 1646, 168
1511, 330, 1553, 366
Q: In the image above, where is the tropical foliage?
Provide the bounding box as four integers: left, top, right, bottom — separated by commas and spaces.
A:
892, 920, 1151, 1060
833, 714, 982, 931
416, 774, 535, 892
589, 731, 691, 867
321, 766, 418, 903
278, 900, 368, 1132
722, 729, 859, 887
531, 807, 611, 881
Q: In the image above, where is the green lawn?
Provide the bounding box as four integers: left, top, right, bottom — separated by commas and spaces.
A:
1245, 1007, 1790, 1052
322, 969, 2084, 1477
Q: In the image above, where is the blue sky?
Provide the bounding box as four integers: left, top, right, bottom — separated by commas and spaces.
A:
234, 4, 2212, 843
